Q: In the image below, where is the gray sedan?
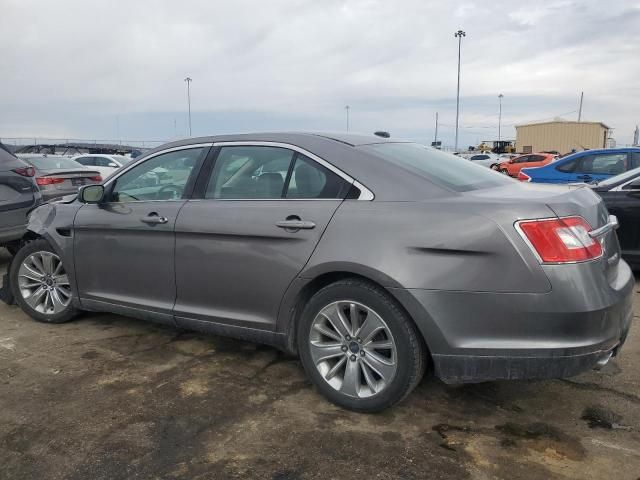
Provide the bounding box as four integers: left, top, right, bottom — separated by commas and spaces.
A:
20, 155, 102, 201
8, 132, 634, 412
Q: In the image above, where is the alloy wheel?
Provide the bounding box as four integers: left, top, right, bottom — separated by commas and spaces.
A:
17, 251, 71, 315
309, 301, 397, 398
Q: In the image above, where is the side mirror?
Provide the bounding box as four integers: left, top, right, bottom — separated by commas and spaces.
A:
108, 162, 118, 168
79, 184, 105, 203
622, 179, 640, 191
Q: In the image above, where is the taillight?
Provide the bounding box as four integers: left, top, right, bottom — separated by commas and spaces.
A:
518, 171, 531, 182
516, 216, 603, 264
89, 175, 102, 182
36, 177, 65, 186
12, 167, 36, 177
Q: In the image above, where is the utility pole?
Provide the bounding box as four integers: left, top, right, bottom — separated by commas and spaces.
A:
454, 29, 466, 151
498, 94, 503, 142
345, 105, 350, 132
184, 77, 193, 136
434, 112, 439, 144
116, 115, 120, 145
578, 91, 584, 122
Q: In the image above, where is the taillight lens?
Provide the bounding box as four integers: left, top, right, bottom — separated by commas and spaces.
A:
518, 171, 531, 182
517, 216, 603, 263
12, 167, 36, 177
89, 175, 102, 182
36, 177, 65, 186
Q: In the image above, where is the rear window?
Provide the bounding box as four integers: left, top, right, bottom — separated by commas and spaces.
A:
25, 157, 83, 170
358, 143, 512, 192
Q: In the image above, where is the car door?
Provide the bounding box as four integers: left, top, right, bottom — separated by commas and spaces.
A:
173, 143, 353, 331
73, 145, 209, 324
573, 152, 629, 184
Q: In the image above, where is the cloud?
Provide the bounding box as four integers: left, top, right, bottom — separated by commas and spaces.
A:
1, 0, 638, 147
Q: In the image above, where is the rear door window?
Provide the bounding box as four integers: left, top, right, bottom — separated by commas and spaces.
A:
205, 146, 294, 199
205, 146, 351, 199
576, 153, 628, 175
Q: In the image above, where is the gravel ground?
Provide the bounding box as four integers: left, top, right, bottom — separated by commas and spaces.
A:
1, 249, 639, 479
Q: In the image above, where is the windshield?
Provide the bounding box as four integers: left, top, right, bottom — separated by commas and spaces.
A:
25, 156, 84, 170
358, 143, 513, 192
596, 166, 640, 187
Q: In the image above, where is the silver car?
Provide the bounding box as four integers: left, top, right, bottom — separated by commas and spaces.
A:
8, 133, 635, 412
20, 155, 102, 201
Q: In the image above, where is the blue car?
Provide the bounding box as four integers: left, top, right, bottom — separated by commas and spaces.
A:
520, 147, 640, 184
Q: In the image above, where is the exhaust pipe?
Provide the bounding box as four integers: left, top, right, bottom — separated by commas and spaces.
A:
594, 352, 613, 370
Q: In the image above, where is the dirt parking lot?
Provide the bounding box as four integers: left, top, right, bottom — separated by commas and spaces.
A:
1, 249, 639, 479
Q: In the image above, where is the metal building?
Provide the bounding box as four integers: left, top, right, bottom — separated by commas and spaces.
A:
515, 120, 609, 154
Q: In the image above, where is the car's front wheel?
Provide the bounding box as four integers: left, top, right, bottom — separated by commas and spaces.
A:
10, 239, 78, 323
297, 279, 426, 412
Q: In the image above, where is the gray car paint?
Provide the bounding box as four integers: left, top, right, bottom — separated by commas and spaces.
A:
19, 132, 635, 383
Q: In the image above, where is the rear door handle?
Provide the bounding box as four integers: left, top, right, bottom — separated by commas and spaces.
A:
276, 220, 316, 230
141, 213, 168, 225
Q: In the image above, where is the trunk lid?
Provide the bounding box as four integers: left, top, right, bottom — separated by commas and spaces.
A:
466, 182, 621, 278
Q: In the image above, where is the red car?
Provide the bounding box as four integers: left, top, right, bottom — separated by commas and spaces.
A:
493, 153, 556, 178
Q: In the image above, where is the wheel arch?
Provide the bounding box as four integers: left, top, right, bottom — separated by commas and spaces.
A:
279, 264, 443, 359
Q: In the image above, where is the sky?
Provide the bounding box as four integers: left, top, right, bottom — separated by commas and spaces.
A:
1, 0, 639, 148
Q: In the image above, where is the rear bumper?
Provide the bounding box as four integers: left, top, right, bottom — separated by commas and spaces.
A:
395, 259, 635, 383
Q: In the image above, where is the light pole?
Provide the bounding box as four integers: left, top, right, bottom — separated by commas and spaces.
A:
498, 94, 503, 142
184, 77, 193, 136
345, 105, 350, 132
454, 29, 465, 151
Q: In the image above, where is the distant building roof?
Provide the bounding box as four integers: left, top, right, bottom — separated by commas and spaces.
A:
516, 120, 610, 130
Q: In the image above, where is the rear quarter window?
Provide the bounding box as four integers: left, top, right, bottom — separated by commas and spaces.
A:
358, 143, 512, 192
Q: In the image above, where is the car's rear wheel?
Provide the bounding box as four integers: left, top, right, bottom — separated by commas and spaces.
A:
10, 239, 79, 323
500, 168, 509, 175
297, 278, 426, 412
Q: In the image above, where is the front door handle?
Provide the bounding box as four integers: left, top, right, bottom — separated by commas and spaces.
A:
141, 213, 168, 225
276, 219, 316, 230
577, 174, 593, 181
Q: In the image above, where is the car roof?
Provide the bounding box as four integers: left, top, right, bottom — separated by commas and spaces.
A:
561, 147, 640, 158
152, 131, 404, 151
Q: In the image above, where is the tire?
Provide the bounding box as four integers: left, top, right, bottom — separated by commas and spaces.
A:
490, 164, 500, 171
500, 169, 509, 175
297, 278, 426, 412
10, 239, 79, 323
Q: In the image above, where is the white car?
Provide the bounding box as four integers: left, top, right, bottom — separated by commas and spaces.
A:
71, 154, 132, 180
466, 153, 502, 168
